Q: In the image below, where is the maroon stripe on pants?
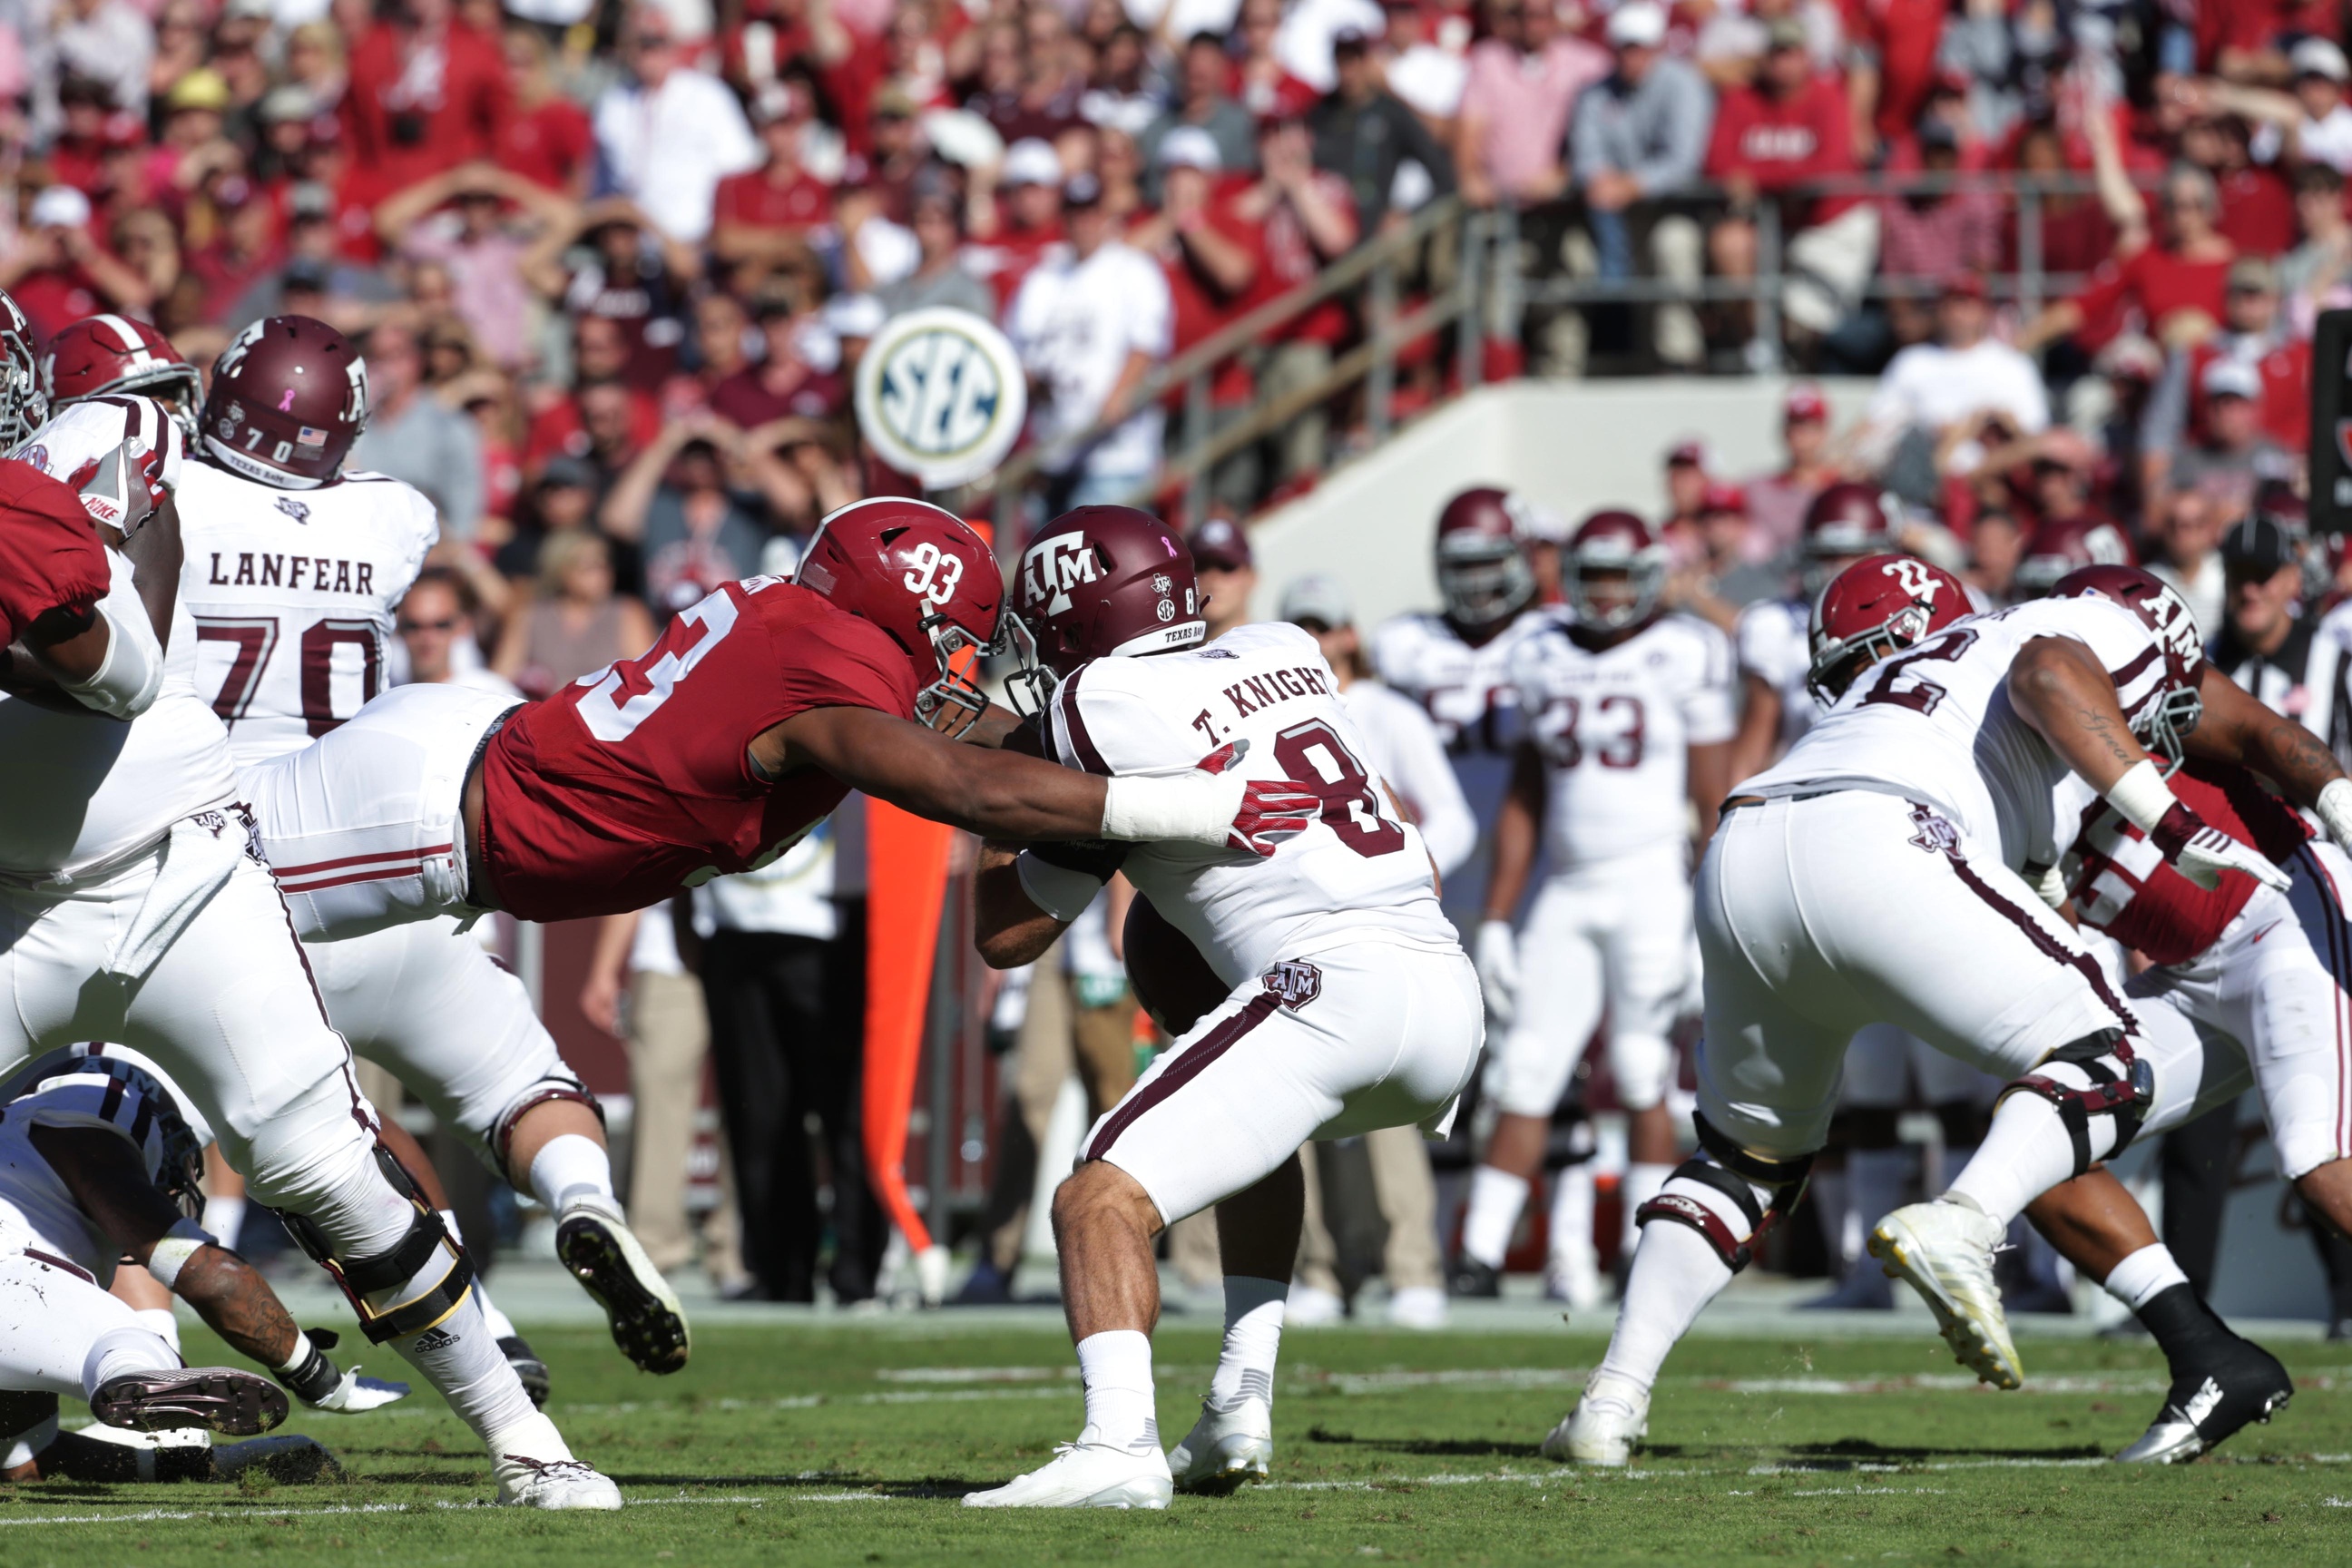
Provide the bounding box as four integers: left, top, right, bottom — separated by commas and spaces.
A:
1941, 844, 2139, 1032
24, 1248, 96, 1284
1086, 993, 1279, 1162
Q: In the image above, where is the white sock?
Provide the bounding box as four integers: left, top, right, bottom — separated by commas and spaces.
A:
1594, 1170, 1765, 1395
132, 1308, 181, 1357
485, 1408, 575, 1465
1547, 1163, 1596, 1275
1075, 1329, 1159, 1453
206, 1195, 247, 1252
528, 1134, 617, 1213
1621, 1162, 1672, 1251
1845, 1147, 1911, 1248
1946, 1093, 2092, 1226
2102, 1243, 2190, 1313
1209, 1276, 1285, 1412
1460, 1166, 1530, 1269
387, 1289, 540, 1447
82, 1327, 176, 1398
436, 1210, 517, 1340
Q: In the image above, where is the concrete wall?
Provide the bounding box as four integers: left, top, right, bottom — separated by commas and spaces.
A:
1244, 377, 1878, 630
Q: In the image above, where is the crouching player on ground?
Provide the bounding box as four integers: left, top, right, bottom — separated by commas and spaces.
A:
0, 1047, 402, 1480
964, 506, 1485, 1508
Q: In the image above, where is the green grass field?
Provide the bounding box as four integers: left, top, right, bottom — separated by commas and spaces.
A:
10, 1318, 2352, 1566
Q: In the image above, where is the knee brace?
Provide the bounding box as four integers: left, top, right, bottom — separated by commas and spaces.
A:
1998, 1031, 2152, 1179
278, 1143, 475, 1345
1635, 1114, 1816, 1273
490, 1073, 603, 1170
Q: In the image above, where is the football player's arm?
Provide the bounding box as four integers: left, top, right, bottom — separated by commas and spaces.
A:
1687, 740, 1730, 844
973, 839, 1075, 967
1481, 740, 1546, 922
5, 546, 166, 719
2184, 665, 2352, 847
25, 1123, 302, 1369
1726, 671, 1782, 785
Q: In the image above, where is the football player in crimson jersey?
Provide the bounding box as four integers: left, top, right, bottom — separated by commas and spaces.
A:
963, 506, 1480, 1509
1457, 511, 1735, 1309
1551, 565, 2352, 1466
241, 494, 1322, 944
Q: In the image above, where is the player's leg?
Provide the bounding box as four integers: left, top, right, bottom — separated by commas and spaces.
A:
1551, 802, 1856, 1465
1600, 859, 1696, 1257
1456, 879, 1602, 1295
120, 855, 616, 1508
1366, 1124, 1448, 1327
326, 922, 687, 1376
1801, 1026, 1910, 1309
2260, 846, 2352, 1243
0, 1250, 285, 1437
1167, 1155, 1306, 1494
2025, 1165, 2292, 1460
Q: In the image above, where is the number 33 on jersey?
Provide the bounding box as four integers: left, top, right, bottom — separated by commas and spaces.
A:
1040, 621, 1458, 987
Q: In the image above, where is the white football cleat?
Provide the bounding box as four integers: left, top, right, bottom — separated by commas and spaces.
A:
1869, 1200, 2023, 1390
1286, 1283, 1343, 1326
1387, 1285, 1450, 1329
1543, 1259, 1605, 1313
495, 1453, 623, 1510
964, 1430, 1172, 1509
1541, 1372, 1650, 1465
555, 1194, 691, 1375
1168, 1397, 1273, 1494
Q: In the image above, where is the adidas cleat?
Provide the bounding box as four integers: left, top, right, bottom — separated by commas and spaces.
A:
555, 1196, 690, 1375
1169, 1396, 1273, 1494
2114, 1338, 2294, 1463
91, 1368, 288, 1437
1869, 1200, 2024, 1390
964, 1430, 1171, 1509
1541, 1371, 1650, 1465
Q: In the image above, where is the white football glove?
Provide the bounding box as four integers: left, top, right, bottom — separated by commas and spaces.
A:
1475, 918, 1520, 1025
2154, 808, 2292, 893
2316, 778, 2352, 856
309, 1367, 409, 1413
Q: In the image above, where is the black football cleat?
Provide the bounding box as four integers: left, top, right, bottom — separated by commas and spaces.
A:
1447, 1257, 1501, 1298
501, 1336, 553, 1407
2113, 1335, 2294, 1463
92, 1368, 289, 1438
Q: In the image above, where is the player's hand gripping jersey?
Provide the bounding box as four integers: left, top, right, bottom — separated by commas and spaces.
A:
166, 460, 436, 767
1741, 595, 2170, 869
1041, 621, 1459, 985
478, 576, 918, 920
1512, 612, 1735, 867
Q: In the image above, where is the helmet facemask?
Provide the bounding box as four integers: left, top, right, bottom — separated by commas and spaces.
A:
2131, 684, 2204, 773
1437, 544, 1535, 628
0, 328, 49, 451
1569, 558, 1664, 632
917, 609, 1044, 737
1807, 603, 1930, 706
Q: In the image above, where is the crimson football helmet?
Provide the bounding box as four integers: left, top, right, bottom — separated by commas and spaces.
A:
1807, 554, 1972, 704
2013, 514, 2136, 599
197, 316, 369, 488
0, 288, 49, 450
795, 496, 1033, 736
1434, 486, 1538, 631
1015, 505, 1205, 691
1803, 482, 1894, 553
1565, 508, 1668, 632
2048, 564, 2205, 767
43, 315, 202, 437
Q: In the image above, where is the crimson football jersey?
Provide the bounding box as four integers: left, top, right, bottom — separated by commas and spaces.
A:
2064, 760, 2310, 966
477, 576, 916, 920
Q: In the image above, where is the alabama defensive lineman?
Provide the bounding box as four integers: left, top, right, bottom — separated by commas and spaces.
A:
0, 298, 614, 1505
1456, 511, 1733, 1304
1552, 564, 2345, 1465
964, 505, 1482, 1509
93, 315, 676, 1392
237, 494, 1320, 943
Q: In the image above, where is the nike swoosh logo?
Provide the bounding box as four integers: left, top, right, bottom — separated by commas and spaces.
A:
2250, 923, 2281, 944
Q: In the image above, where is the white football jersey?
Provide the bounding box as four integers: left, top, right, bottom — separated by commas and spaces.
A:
1044, 621, 1461, 986
1736, 595, 1820, 750
1741, 596, 2167, 869
169, 459, 438, 767
1512, 612, 1736, 869
0, 400, 235, 877
1369, 608, 1550, 753
11, 395, 183, 519
0, 1071, 181, 1280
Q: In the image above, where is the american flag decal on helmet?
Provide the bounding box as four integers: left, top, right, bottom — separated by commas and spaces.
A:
1261, 959, 1323, 1010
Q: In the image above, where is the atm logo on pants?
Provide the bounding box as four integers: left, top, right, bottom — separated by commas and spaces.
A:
1261, 960, 1323, 1011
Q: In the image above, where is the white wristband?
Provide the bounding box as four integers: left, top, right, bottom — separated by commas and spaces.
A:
57, 592, 164, 720
2317, 778, 2352, 848
2102, 759, 2178, 835
1015, 852, 1106, 922
276, 1330, 323, 1377
1100, 771, 1245, 848
144, 1216, 215, 1289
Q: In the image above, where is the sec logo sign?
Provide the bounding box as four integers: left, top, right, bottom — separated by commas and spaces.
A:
855, 308, 1027, 490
